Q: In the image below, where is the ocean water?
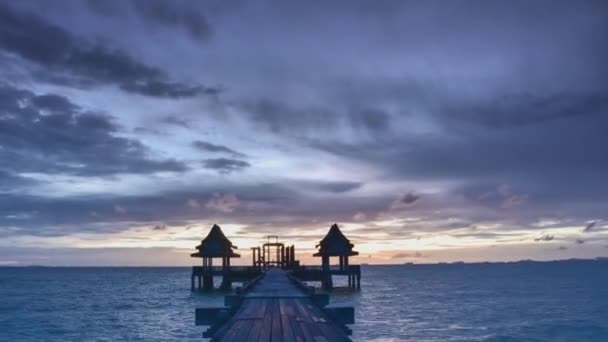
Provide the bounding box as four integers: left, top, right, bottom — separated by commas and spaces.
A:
1, 261, 607, 341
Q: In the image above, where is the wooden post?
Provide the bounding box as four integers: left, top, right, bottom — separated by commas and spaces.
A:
322, 255, 332, 290
191, 274, 195, 290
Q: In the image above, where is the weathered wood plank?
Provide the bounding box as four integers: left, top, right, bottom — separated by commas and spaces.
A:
203, 269, 352, 342
271, 299, 284, 342
281, 314, 296, 342
258, 299, 273, 342
245, 319, 264, 342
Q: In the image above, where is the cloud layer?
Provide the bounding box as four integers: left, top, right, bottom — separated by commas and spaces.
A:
0, 0, 607, 264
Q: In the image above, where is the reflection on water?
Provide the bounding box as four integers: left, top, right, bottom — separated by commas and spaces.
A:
1, 261, 607, 341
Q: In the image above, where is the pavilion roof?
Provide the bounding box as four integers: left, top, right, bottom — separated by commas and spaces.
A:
314, 223, 359, 257
191, 224, 240, 258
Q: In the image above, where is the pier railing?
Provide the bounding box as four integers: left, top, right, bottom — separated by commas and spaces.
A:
191, 266, 262, 290
291, 264, 361, 289
192, 266, 260, 275
293, 265, 360, 272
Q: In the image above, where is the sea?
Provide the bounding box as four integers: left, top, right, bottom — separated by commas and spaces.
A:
1, 260, 607, 341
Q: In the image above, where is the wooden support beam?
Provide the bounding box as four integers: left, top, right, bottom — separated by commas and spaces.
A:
323, 306, 355, 325
312, 293, 329, 307
195, 307, 231, 326
224, 295, 241, 307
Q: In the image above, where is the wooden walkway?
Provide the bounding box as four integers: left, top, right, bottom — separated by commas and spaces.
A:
201, 268, 352, 341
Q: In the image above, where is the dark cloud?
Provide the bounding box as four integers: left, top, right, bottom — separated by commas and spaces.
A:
302, 181, 363, 193
133, 127, 164, 135
0, 182, 387, 237
400, 192, 420, 205
534, 235, 554, 242
0, 3, 206, 98
351, 109, 390, 132
576, 239, 585, 245
129, 0, 212, 41
152, 224, 167, 231
392, 251, 424, 259
583, 221, 597, 232
161, 115, 191, 128
192, 140, 245, 158
0, 83, 187, 176
87, 0, 212, 41
120, 81, 213, 99
441, 93, 608, 129
202, 158, 250, 174
558, 246, 568, 251
30, 94, 79, 113
0, 170, 38, 191
236, 99, 391, 136
449, 231, 522, 241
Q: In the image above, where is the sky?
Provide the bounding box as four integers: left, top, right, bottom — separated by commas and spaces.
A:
1, 0, 607, 266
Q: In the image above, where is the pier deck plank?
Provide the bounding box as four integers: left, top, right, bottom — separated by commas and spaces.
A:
209, 268, 350, 342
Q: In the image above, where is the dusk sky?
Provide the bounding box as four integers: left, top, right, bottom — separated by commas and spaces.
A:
1, 0, 607, 266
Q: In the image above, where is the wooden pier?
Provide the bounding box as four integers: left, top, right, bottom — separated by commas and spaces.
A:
191, 224, 361, 291
196, 268, 354, 341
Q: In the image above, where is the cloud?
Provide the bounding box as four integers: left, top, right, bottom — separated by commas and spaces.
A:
391, 251, 424, 259
114, 205, 127, 214
501, 194, 529, 208
300, 181, 363, 193
152, 224, 166, 230
0, 181, 390, 238
400, 192, 420, 205
205, 193, 239, 213
192, 140, 245, 157
390, 192, 420, 210
441, 93, 608, 129
352, 212, 367, 221
534, 234, 554, 242
0, 170, 38, 190
162, 115, 191, 128
187, 199, 201, 208
0, 84, 187, 176
87, 0, 212, 41
202, 158, 250, 174
558, 246, 568, 251
129, 0, 212, 41
235, 99, 392, 136
576, 239, 585, 244
0, 3, 207, 98
583, 221, 597, 232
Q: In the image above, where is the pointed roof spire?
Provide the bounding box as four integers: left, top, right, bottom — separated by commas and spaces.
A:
314, 223, 359, 257
191, 224, 240, 258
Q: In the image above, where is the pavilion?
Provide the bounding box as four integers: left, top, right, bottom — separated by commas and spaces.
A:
314, 223, 360, 289
191, 224, 240, 290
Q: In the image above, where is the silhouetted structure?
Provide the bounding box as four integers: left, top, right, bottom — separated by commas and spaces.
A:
190, 224, 360, 293
313, 223, 360, 289
251, 236, 299, 270
196, 269, 354, 340
192, 227, 359, 340
191, 224, 241, 290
